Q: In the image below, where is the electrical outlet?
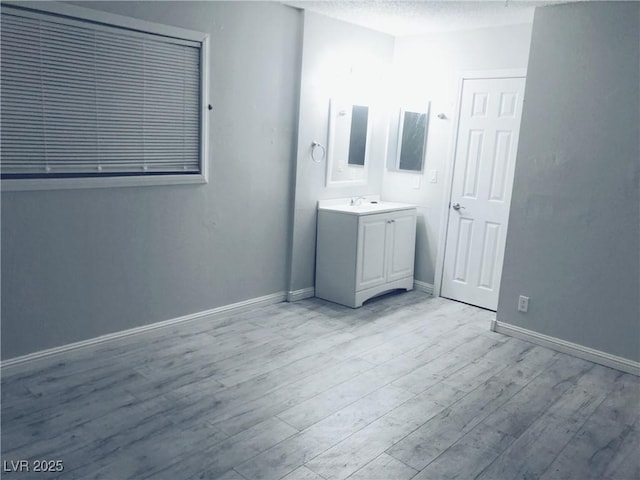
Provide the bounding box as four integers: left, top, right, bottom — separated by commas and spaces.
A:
518, 295, 529, 313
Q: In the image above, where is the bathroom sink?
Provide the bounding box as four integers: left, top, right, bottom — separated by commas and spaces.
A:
318, 199, 415, 216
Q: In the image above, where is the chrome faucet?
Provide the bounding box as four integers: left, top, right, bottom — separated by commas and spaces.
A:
350, 196, 364, 206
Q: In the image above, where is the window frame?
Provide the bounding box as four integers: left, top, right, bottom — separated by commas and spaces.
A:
0, 1, 210, 191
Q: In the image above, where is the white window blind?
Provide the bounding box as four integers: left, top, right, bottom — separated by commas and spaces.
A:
1, 6, 203, 179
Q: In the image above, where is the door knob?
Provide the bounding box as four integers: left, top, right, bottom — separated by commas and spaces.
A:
452, 202, 465, 211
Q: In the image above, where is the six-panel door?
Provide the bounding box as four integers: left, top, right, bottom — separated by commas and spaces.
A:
441, 77, 526, 311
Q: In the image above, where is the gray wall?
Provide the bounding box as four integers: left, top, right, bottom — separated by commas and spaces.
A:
288, 12, 394, 294
497, 2, 640, 362
1, 1, 303, 359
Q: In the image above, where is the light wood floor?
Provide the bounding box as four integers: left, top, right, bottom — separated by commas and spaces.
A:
2, 291, 639, 480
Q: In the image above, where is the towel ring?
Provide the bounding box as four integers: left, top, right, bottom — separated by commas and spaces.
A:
311, 141, 326, 163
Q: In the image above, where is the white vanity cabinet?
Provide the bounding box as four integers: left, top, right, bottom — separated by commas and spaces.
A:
315, 202, 416, 308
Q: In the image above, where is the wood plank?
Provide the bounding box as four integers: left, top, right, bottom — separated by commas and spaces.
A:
348, 453, 417, 480
234, 429, 327, 480
480, 353, 595, 438
538, 371, 640, 480
89, 417, 297, 480
235, 384, 414, 480
601, 426, 640, 480
475, 364, 622, 480
303, 414, 417, 480
410, 423, 515, 480
280, 466, 325, 480
210, 357, 374, 437
2, 292, 638, 480
275, 354, 420, 430
386, 368, 528, 470
206, 470, 248, 480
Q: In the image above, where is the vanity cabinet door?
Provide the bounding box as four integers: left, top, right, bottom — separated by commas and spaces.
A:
356, 215, 388, 291
316, 205, 416, 308
387, 210, 417, 282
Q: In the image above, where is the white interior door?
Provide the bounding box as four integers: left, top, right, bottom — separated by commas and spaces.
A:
441, 76, 525, 310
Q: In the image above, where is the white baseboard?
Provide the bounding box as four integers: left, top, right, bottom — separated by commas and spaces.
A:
287, 287, 315, 302
413, 280, 434, 295
1, 291, 287, 371
491, 319, 640, 376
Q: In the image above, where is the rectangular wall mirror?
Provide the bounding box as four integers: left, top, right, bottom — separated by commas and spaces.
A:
348, 105, 369, 166
327, 99, 370, 186
386, 103, 430, 173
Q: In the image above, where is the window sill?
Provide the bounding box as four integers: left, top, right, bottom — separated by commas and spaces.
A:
1, 173, 208, 192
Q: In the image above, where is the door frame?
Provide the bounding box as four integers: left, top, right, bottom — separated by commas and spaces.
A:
433, 69, 527, 300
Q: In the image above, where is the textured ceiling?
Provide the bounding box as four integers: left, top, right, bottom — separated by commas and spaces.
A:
284, 1, 569, 36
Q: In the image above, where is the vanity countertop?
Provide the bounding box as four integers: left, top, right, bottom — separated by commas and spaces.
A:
318, 197, 416, 216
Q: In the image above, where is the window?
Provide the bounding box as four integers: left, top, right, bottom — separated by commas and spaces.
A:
0, 2, 209, 190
